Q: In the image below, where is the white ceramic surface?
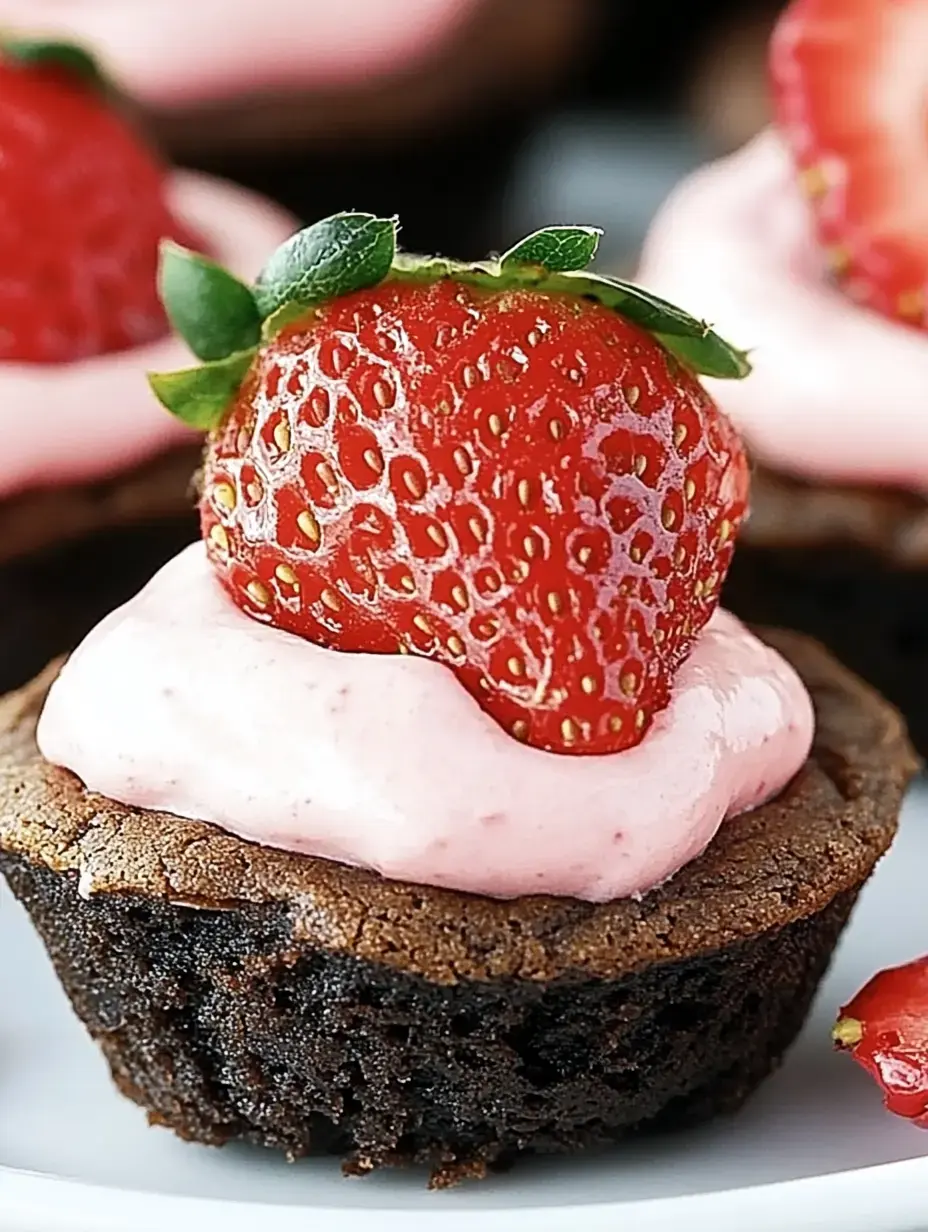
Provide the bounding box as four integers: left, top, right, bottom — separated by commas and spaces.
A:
3, 784, 928, 1232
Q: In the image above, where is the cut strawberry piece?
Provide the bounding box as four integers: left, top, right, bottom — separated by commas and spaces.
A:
834, 956, 928, 1126
770, 0, 928, 329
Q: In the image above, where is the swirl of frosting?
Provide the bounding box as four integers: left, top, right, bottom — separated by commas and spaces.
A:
0, 173, 295, 500
0, 0, 481, 106
639, 130, 928, 490
37, 544, 814, 903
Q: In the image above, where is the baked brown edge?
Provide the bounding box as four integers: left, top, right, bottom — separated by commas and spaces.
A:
743, 463, 928, 566
0, 443, 202, 566
0, 628, 917, 984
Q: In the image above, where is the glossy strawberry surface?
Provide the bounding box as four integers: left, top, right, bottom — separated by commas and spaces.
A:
835, 956, 928, 1127
201, 277, 748, 755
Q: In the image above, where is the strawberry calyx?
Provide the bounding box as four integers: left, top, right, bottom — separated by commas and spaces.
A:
149, 213, 751, 429
0, 36, 106, 90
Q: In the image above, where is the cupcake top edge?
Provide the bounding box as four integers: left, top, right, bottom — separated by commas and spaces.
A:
36, 546, 814, 903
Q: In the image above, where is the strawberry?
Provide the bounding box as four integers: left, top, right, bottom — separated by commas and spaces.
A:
834, 957, 928, 1127
770, 0, 928, 329
0, 40, 197, 363
150, 214, 750, 756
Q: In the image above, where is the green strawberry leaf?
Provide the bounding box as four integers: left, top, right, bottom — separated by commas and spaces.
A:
654, 332, 751, 381
542, 271, 751, 379
254, 213, 398, 319
260, 299, 316, 343
561, 273, 711, 338
159, 241, 261, 363
389, 254, 750, 380
1, 38, 105, 88
148, 349, 256, 431
501, 226, 602, 273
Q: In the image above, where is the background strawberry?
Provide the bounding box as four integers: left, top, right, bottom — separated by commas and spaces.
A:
834, 957, 928, 1127
0, 41, 197, 363
771, 0, 928, 330
151, 215, 750, 757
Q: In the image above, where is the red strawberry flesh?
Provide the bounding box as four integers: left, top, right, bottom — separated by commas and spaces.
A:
835, 956, 928, 1125
771, 0, 928, 329
201, 277, 748, 756
0, 55, 197, 363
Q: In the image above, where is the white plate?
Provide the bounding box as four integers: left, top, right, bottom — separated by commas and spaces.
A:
3, 787, 928, 1232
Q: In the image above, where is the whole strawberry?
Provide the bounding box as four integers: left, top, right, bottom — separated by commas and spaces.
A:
0, 39, 195, 363
834, 958, 928, 1127
771, 0, 928, 329
151, 215, 750, 755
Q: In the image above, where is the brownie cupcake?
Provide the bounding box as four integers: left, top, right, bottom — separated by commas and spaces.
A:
0, 214, 915, 1183
638, 0, 928, 756
0, 40, 294, 693
0, 628, 915, 1184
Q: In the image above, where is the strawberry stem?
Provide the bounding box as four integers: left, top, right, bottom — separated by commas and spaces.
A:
1, 37, 105, 89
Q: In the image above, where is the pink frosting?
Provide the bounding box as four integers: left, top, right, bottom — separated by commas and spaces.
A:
0, 0, 481, 106
36, 544, 814, 903
638, 130, 928, 489
0, 173, 295, 500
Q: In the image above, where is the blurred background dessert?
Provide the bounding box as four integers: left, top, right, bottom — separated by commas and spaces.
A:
0, 0, 594, 257
0, 39, 296, 695
635, 0, 928, 756
0, 0, 785, 258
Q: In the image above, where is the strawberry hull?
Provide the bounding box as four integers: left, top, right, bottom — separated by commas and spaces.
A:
0, 627, 914, 1183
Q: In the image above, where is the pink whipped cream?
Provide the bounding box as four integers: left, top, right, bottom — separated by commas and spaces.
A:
0, 0, 481, 106
0, 173, 294, 500
639, 129, 928, 489
37, 544, 814, 903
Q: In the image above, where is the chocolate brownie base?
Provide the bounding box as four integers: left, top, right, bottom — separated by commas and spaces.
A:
0, 630, 916, 1183
0, 444, 200, 696
726, 465, 928, 757
1, 852, 858, 1184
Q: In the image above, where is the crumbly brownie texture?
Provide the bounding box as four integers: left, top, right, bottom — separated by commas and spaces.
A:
0, 631, 916, 1184
727, 464, 928, 756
